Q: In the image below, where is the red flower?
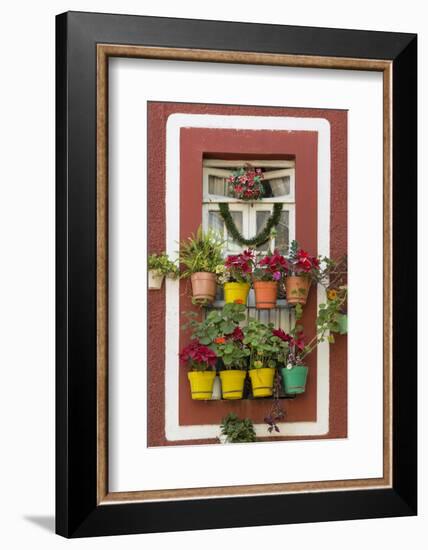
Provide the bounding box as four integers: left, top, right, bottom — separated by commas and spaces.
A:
272, 328, 292, 342
272, 328, 305, 351
259, 249, 288, 273
179, 340, 217, 367
293, 334, 305, 351
295, 249, 319, 272
225, 249, 255, 276
230, 326, 244, 341
214, 337, 226, 344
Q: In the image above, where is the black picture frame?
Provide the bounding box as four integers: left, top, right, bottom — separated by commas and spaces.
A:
56, 11, 417, 538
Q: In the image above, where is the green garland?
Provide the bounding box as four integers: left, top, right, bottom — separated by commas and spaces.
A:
219, 202, 283, 247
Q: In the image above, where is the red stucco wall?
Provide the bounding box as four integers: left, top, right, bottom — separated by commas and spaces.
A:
147, 101, 347, 447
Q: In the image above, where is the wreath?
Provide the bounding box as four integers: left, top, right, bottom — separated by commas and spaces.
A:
219, 202, 283, 247
226, 165, 265, 200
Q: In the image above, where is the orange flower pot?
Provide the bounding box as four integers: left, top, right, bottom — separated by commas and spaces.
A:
190, 272, 217, 303
253, 281, 278, 309
285, 276, 311, 305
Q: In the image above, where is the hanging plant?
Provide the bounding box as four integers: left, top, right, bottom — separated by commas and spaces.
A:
219, 202, 283, 247
227, 164, 265, 200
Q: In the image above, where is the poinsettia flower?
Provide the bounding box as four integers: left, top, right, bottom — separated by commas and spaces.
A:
225, 250, 255, 277
295, 249, 319, 272
259, 250, 288, 274
230, 326, 244, 341
272, 328, 292, 342
179, 340, 217, 367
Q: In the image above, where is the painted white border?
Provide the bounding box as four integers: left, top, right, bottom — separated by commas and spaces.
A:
164, 114, 330, 441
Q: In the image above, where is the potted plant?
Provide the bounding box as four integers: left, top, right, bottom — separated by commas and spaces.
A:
277, 284, 348, 395
214, 327, 250, 399
179, 227, 224, 304
147, 252, 179, 289
179, 339, 217, 400
221, 249, 254, 305
183, 302, 247, 344
219, 413, 256, 443
284, 240, 320, 305
243, 319, 277, 397
226, 164, 265, 201
252, 249, 288, 309
271, 326, 308, 395
182, 303, 248, 399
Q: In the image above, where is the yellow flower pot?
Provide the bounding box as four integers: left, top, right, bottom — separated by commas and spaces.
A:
249, 368, 275, 398
187, 371, 216, 400
219, 370, 246, 400
223, 282, 250, 305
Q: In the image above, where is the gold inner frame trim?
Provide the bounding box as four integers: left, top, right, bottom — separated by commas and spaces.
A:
96, 43, 393, 504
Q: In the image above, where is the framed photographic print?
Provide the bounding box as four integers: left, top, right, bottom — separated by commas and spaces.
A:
56, 11, 417, 537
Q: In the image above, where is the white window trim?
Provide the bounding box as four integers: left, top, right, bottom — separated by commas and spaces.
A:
165, 113, 331, 441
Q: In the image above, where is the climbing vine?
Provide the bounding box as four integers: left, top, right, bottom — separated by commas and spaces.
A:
218, 202, 283, 247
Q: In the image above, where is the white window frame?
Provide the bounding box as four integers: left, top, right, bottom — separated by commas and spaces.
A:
203, 202, 249, 256
250, 202, 296, 252
202, 161, 295, 204
202, 161, 296, 254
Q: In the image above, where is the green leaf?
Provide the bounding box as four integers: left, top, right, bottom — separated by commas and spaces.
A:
336, 313, 348, 334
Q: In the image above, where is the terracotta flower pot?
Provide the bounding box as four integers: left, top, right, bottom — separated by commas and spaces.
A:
253, 281, 278, 309
190, 272, 217, 303
219, 370, 246, 400
285, 275, 311, 305
148, 270, 165, 290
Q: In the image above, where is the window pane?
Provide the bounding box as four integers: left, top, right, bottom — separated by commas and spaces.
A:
268, 176, 290, 197
256, 210, 271, 252
275, 210, 290, 254
208, 175, 235, 197
208, 175, 225, 196
208, 211, 224, 238
226, 211, 243, 253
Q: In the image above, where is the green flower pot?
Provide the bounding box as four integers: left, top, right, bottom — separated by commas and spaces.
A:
281, 366, 308, 395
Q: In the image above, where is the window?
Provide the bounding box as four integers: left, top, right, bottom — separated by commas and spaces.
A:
202, 159, 295, 256
202, 159, 296, 330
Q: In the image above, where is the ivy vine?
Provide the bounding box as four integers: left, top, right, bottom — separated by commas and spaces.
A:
219, 202, 283, 247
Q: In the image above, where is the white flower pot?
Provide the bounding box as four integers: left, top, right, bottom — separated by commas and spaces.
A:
211, 375, 222, 400
148, 270, 165, 290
